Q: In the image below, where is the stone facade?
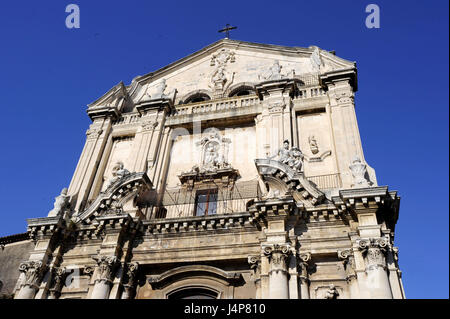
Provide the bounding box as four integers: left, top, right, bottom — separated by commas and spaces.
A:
0, 39, 404, 299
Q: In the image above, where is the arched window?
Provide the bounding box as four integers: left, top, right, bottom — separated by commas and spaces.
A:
184, 93, 211, 104
228, 85, 255, 97
167, 287, 218, 299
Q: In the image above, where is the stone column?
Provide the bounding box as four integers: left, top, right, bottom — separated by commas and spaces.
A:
90, 256, 119, 299
338, 250, 359, 298
248, 255, 262, 299
15, 261, 46, 299
263, 244, 291, 299
358, 238, 393, 299
386, 246, 405, 299
297, 253, 311, 299
121, 262, 139, 299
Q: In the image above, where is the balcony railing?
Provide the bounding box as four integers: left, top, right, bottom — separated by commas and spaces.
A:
169, 95, 260, 117
112, 113, 140, 126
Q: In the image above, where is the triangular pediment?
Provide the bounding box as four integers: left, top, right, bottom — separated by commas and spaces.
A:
88, 39, 356, 112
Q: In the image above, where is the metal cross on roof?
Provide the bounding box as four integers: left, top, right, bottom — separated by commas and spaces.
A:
218, 24, 237, 39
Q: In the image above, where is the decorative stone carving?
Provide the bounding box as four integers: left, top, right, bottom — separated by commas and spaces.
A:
308, 135, 319, 154
141, 119, 158, 131
268, 140, 304, 172
349, 156, 371, 188
122, 262, 139, 299
357, 238, 389, 270
209, 49, 236, 98
47, 188, 70, 217
248, 255, 261, 275
106, 201, 124, 216
335, 90, 354, 104
185, 132, 232, 174
324, 284, 339, 299
141, 79, 176, 102
310, 47, 322, 72
298, 252, 312, 282
106, 162, 131, 189
210, 48, 235, 66
263, 244, 291, 272
92, 256, 119, 284
86, 128, 103, 140
260, 60, 282, 81
338, 250, 357, 281
18, 261, 46, 290
48, 267, 67, 299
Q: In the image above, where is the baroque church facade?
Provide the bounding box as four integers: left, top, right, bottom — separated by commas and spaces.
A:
0, 39, 404, 299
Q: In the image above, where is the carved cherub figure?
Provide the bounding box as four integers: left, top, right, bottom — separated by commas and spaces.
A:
324, 284, 339, 299
288, 147, 304, 172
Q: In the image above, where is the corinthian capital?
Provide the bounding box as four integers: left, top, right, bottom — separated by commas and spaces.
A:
263, 244, 291, 272
93, 256, 119, 284
356, 238, 390, 271
18, 261, 46, 290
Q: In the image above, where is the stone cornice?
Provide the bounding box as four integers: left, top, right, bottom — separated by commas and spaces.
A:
27, 215, 65, 240
142, 212, 257, 235
320, 67, 358, 92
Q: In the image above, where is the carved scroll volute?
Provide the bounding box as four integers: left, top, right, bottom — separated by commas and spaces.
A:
298, 252, 311, 281
338, 250, 356, 281
122, 262, 139, 299
18, 261, 46, 290
263, 244, 291, 272
93, 256, 119, 284
248, 255, 261, 277
49, 267, 67, 299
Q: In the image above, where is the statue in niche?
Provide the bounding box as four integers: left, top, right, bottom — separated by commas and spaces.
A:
106, 161, 130, 189
324, 284, 339, 299
308, 135, 319, 154
349, 156, 371, 188
185, 132, 232, 174
141, 79, 176, 102
269, 140, 304, 172
203, 141, 220, 169
48, 188, 70, 217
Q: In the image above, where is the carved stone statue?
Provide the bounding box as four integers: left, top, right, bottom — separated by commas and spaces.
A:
310, 47, 322, 72
324, 284, 339, 299
184, 132, 231, 174
308, 135, 319, 154
203, 142, 220, 169
48, 188, 70, 217
261, 60, 283, 81
269, 140, 291, 164
141, 79, 176, 102
349, 156, 370, 188
106, 162, 130, 189
269, 140, 304, 172
287, 147, 304, 172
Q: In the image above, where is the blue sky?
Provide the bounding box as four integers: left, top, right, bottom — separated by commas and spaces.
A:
0, 0, 448, 298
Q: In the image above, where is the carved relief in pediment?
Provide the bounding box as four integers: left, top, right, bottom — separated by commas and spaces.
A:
209, 49, 236, 98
